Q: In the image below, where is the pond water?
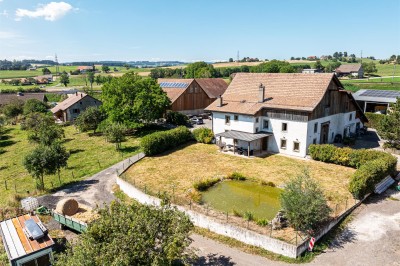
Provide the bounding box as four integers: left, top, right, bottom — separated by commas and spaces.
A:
202, 180, 282, 220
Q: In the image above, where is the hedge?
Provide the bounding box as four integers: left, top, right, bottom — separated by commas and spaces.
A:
140, 126, 193, 156
365, 112, 385, 129
165, 111, 188, 126
308, 144, 397, 199
192, 127, 214, 144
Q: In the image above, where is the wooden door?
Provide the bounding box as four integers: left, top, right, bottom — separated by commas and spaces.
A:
320, 123, 330, 144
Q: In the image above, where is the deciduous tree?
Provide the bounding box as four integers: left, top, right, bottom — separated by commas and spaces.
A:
60, 71, 70, 87
280, 169, 331, 232
87, 71, 95, 89
55, 201, 193, 266
101, 65, 110, 73
75, 106, 105, 134
23, 99, 48, 115
101, 72, 170, 127
379, 98, 400, 149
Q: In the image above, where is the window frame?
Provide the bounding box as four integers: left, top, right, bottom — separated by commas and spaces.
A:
234, 115, 239, 121
282, 122, 288, 132
293, 141, 300, 152
280, 138, 287, 149
225, 115, 231, 125
263, 119, 269, 130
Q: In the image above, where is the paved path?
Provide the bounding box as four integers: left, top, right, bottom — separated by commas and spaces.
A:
38, 153, 144, 209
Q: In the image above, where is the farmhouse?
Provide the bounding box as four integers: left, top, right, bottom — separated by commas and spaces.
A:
335, 64, 364, 78
35, 74, 53, 84
353, 89, 400, 114
51, 92, 102, 122
0, 92, 48, 106
302, 69, 321, 74
0, 214, 54, 266
158, 78, 228, 115
77, 65, 95, 73
205, 73, 367, 157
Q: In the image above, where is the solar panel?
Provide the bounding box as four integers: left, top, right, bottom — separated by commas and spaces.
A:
24, 219, 44, 240
360, 90, 400, 98
159, 82, 188, 88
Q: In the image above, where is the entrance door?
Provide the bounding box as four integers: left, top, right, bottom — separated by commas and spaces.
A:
320, 123, 330, 144
262, 137, 268, 151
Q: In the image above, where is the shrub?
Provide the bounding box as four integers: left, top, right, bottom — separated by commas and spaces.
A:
193, 177, 220, 191
309, 144, 398, 199
260, 180, 276, 187
256, 218, 269, 227
280, 169, 331, 232
365, 112, 385, 129
349, 157, 397, 199
226, 172, 246, 181
140, 126, 193, 156
243, 211, 254, 221
165, 110, 188, 125
192, 127, 214, 144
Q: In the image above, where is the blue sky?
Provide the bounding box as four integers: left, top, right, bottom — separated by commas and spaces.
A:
0, 0, 399, 62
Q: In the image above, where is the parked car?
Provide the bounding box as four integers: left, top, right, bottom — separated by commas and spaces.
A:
190, 116, 204, 125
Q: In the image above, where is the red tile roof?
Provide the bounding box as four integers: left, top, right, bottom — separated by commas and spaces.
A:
206, 73, 336, 114
335, 64, 362, 73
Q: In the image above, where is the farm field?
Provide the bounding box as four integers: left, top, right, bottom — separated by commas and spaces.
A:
125, 143, 355, 209
0, 125, 142, 207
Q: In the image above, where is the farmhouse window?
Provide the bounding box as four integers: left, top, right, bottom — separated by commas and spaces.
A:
349, 113, 353, 121
72, 108, 80, 114
255, 127, 259, 132
80, 101, 82, 105
314, 122, 318, 133
234, 115, 239, 121
293, 141, 300, 152
313, 138, 317, 144
225, 115, 230, 124
263, 120, 269, 129
282, 123, 288, 132
255, 117, 259, 123
280, 139, 287, 149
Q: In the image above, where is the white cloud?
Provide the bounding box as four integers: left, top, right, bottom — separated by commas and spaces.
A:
0, 10, 8, 17
15, 2, 74, 21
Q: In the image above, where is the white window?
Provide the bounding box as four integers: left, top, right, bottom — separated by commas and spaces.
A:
282, 122, 288, 132
314, 122, 318, 133
280, 139, 287, 149
293, 141, 300, 152
349, 113, 353, 121
263, 120, 269, 129
255, 117, 259, 123
225, 115, 230, 124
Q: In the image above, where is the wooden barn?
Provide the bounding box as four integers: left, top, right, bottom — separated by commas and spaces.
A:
158, 78, 228, 115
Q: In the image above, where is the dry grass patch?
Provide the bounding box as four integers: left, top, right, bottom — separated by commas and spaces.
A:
125, 143, 355, 206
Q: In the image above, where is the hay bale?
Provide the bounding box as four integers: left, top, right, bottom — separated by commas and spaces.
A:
55, 198, 79, 216
71, 204, 98, 223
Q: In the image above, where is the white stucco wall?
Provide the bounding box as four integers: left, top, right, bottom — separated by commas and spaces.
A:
212, 110, 360, 158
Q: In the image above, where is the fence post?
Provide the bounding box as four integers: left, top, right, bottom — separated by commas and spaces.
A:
335, 204, 338, 217
97, 160, 101, 168
144, 185, 147, 194
72, 171, 74, 178
189, 200, 192, 210
270, 224, 272, 237
345, 198, 348, 210
226, 211, 228, 222
4, 180, 7, 190
14, 184, 16, 193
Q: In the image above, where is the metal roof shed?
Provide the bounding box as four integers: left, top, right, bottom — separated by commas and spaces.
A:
0, 214, 54, 266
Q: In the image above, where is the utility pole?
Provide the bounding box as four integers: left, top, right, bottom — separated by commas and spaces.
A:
360, 50, 363, 63
237, 50, 240, 62
55, 54, 59, 76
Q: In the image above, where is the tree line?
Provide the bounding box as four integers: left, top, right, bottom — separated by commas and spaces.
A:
150, 60, 313, 79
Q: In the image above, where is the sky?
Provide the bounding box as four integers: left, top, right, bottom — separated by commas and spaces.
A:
0, 0, 399, 63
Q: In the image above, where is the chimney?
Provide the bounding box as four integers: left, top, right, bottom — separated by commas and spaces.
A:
81, 93, 83, 98
258, 83, 265, 103
217, 95, 223, 107
75, 92, 78, 96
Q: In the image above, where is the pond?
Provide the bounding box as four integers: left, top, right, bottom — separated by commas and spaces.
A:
201, 180, 282, 220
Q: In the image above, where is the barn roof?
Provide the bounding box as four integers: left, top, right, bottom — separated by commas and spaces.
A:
335, 64, 362, 73
353, 89, 400, 103
0, 93, 47, 106
206, 73, 336, 115
158, 78, 228, 103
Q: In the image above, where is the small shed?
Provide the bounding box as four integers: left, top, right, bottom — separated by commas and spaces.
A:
0, 214, 54, 266
352, 89, 400, 114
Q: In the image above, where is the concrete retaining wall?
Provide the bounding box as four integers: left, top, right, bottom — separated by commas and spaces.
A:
116, 176, 298, 258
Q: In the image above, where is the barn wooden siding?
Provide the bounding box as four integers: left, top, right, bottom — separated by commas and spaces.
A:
171, 80, 215, 112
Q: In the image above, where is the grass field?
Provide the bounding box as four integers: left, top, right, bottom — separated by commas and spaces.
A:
0, 125, 142, 207
125, 143, 355, 207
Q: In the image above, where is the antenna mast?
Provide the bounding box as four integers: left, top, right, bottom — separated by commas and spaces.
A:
237, 50, 240, 62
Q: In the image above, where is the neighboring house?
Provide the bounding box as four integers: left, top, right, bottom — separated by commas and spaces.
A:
51, 92, 102, 122
0, 92, 48, 106
0, 214, 55, 266
302, 69, 321, 74
77, 66, 95, 73
35, 74, 53, 84
335, 64, 364, 78
307, 56, 318, 60
353, 89, 400, 114
158, 78, 228, 115
205, 73, 367, 158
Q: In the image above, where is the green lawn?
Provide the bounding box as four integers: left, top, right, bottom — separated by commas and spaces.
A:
341, 77, 400, 83
343, 82, 400, 92
0, 125, 142, 207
